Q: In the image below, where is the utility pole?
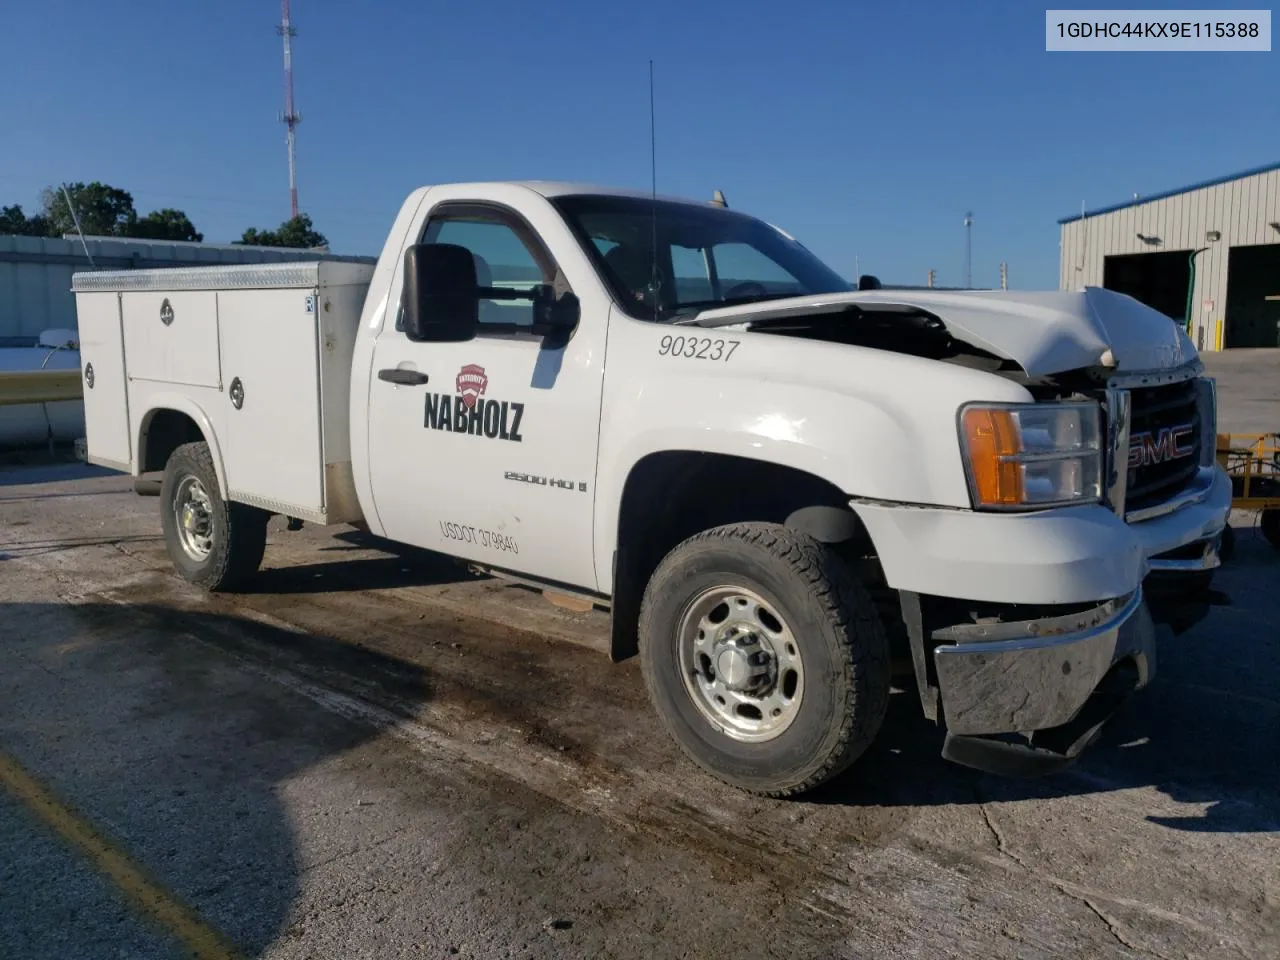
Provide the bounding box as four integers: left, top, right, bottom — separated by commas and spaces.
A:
278, 0, 302, 219
963, 211, 973, 288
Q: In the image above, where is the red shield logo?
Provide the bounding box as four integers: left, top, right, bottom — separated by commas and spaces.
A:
455, 364, 488, 410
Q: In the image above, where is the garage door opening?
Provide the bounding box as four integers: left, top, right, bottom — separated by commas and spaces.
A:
1102, 250, 1191, 322
1226, 244, 1280, 348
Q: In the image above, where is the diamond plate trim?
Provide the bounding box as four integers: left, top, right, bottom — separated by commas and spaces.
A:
229, 490, 330, 525
72, 261, 331, 292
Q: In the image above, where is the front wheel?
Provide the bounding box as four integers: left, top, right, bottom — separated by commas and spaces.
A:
159, 441, 268, 591
638, 522, 890, 797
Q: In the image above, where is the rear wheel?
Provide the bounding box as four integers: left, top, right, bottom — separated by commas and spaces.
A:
159, 441, 268, 591
638, 522, 890, 797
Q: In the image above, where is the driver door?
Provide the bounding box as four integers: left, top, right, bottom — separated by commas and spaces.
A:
365, 201, 606, 592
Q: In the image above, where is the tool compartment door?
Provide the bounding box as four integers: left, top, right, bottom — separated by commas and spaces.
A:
75, 291, 132, 470
120, 290, 222, 388
216, 286, 326, 518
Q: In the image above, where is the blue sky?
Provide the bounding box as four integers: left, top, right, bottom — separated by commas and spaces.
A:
1, 1, 1274, 288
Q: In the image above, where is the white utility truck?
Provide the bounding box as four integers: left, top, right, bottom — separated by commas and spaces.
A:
72, 182, 1231, 795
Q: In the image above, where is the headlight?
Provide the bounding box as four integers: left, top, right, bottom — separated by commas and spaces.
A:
959, 401, 1102, 509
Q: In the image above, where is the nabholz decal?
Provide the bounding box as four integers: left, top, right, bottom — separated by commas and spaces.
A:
424, 364, 524, 442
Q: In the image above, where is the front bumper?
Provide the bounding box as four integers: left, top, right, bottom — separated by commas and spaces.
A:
932, 588, 1156, 738
851, 465, 1223, 775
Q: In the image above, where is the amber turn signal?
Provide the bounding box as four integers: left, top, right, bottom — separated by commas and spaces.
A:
961, 407, 1024, 506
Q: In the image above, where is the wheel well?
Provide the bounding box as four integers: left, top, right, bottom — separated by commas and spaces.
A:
609, 451, 895, 662
140, 409, 205, 474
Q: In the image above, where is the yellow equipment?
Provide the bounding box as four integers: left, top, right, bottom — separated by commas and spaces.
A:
1215, 432, 1280, 559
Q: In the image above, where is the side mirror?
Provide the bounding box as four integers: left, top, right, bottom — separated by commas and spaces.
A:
402, 243, 479, 342
533, 285, 580, 331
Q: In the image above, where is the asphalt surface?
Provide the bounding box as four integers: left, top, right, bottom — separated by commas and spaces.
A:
1, 353, 1278, 959
1202, 348, 1280, 435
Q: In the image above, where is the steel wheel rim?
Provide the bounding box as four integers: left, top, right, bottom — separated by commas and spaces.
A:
677, 585, 804, 743
173, 475, 214, 561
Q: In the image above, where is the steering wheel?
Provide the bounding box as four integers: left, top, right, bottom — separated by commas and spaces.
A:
723, 281, 768, 301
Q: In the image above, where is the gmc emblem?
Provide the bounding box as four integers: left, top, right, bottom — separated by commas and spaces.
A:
1129, 424, 1196, 469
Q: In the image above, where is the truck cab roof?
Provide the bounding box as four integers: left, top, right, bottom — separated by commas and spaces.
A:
423, 180, 718, 209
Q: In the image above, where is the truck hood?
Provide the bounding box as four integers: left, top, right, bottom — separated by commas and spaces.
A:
684, 286, 1199, 378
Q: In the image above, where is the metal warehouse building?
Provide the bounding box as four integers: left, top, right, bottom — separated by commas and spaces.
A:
0, 234, 371, 344
1059, 161, 1280, 352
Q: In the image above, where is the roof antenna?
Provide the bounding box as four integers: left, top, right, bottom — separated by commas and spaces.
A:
649, 58, 660, 322
60, 183, 95, 268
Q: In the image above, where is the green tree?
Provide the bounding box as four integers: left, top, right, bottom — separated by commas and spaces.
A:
0, 204, 53, 236
238, 226, 273, 246
4, 181, 203, 242
133, 208, 203, 242
238, 213, 328, 249
41, 181, 138, 237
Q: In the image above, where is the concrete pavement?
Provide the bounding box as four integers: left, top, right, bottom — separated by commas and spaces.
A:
1, 359, 1279, 957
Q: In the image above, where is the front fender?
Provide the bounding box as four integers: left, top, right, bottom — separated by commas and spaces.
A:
137, 392, 229, 497
593, 312, 1032, 589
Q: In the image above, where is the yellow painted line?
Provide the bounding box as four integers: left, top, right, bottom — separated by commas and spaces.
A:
0, 752, 245, 960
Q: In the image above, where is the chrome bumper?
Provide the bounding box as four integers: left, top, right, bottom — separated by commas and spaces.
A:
933, 588, 1157, 738
1148, 535, 1221, 573
1126, 464, 1222, 525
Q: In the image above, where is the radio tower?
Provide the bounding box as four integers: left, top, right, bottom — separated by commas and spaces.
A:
278, 0, 301, 219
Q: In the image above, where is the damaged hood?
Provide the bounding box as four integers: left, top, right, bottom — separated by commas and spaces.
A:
685, 286, 1200, 377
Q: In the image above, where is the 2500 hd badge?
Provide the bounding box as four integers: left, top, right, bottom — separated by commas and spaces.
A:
504, 471, 588, 492
424, 364, 524, 442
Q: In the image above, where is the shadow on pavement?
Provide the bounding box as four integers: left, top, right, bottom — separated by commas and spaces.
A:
0, 461, 113, 487
0, 534, 162, 560
0, 489, 133, 503
244, 529, 476, 594
220, 520, 1280, 838
0, 600, 433, 958
808, 525, 1280, 833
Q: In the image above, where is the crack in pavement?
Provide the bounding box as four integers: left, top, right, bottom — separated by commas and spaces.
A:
13, 650, 64, 680
295, 829, 407, 877
978, 802, 1184, 960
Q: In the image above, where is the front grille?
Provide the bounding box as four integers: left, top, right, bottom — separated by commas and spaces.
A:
1124, 379, 1201, 513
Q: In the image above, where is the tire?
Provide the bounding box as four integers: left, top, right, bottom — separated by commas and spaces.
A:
1262, 510, 1280, 550
638, 522, 890, 797
159, 441, 268, 591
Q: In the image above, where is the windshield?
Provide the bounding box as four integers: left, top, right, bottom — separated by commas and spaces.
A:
550, 194, 852, 321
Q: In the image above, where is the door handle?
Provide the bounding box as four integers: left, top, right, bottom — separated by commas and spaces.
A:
377, 368, 430, 386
